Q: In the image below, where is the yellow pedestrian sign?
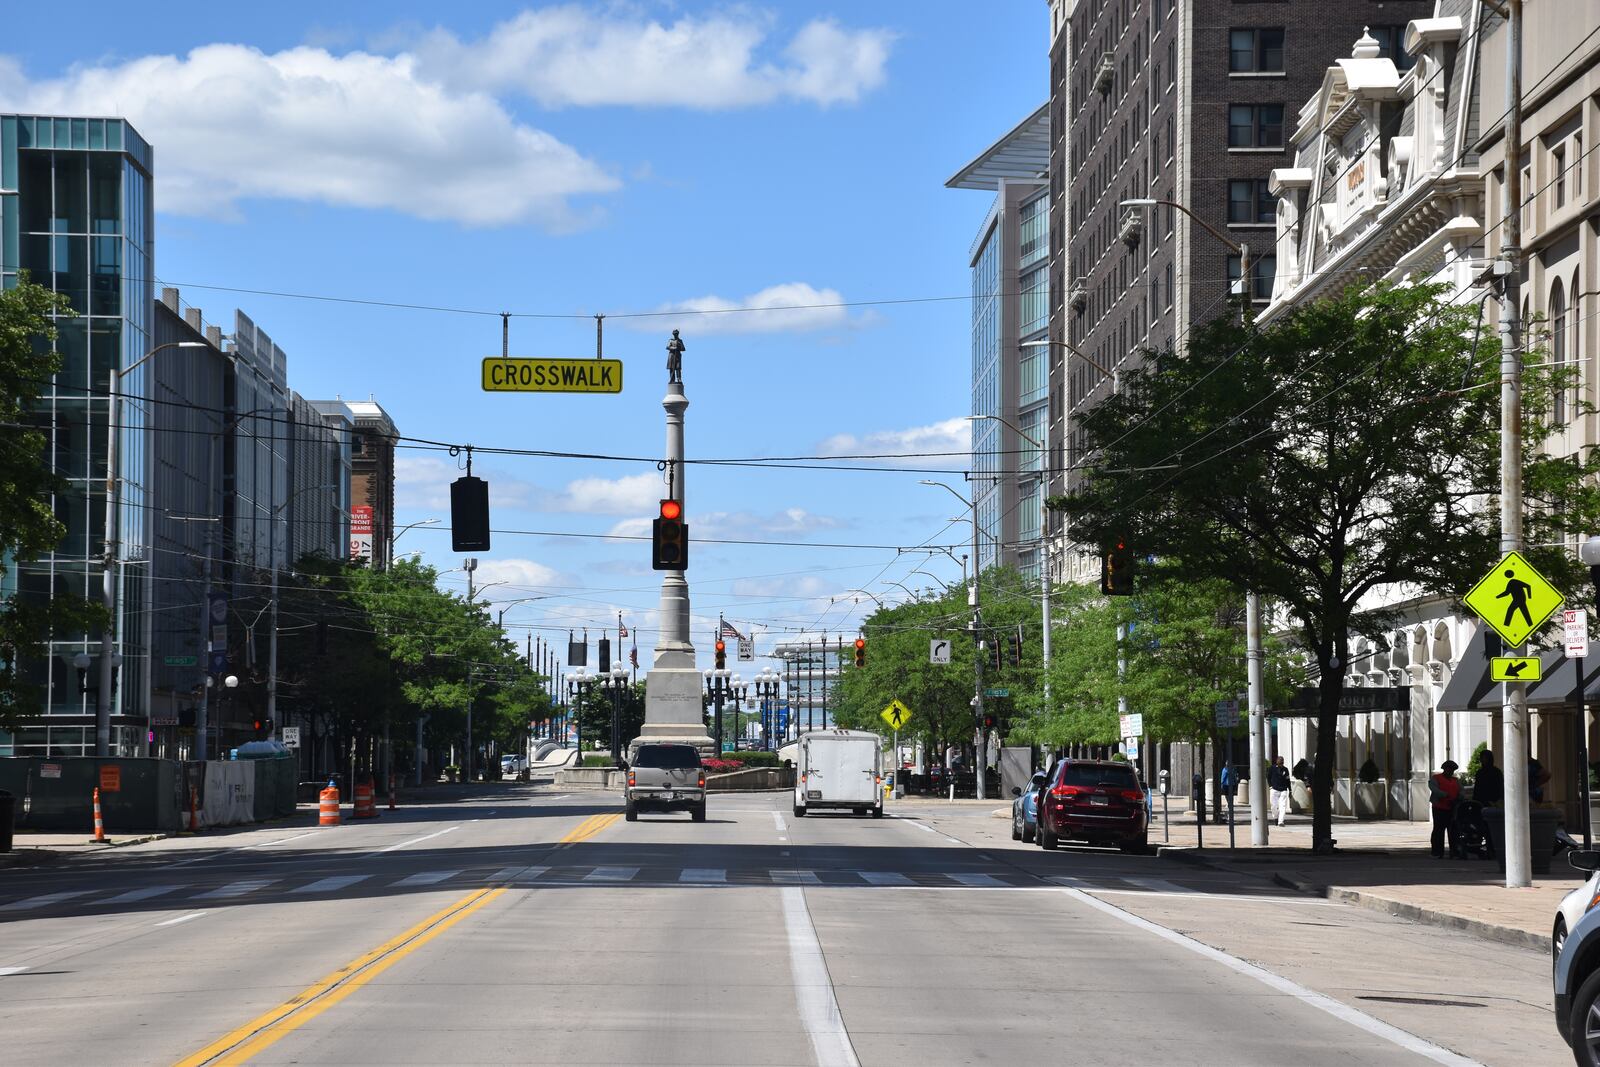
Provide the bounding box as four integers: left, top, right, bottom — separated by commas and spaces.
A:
1463, 550, 1563, 648
881, 700, 913, 731
1490, 657, 1542, 682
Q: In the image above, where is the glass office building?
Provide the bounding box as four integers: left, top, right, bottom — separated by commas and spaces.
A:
0, 115, 155, 755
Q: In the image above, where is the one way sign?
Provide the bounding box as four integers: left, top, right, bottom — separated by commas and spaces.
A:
1491, 656, 1542, 682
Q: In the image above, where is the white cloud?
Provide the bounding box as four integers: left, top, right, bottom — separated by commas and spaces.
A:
815, 417, 969, 465
0, 45, 618, 227
415, 8, 893, 109
472, 557, 564, 593
549, 471, 664, 515
631, 282, 854, 335
394, 455, 536, 511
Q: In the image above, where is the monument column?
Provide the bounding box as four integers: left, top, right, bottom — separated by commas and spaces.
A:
632, 331, 714, 757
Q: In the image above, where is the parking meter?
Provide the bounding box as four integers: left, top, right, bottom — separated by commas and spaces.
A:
1158, 768, 1169, 794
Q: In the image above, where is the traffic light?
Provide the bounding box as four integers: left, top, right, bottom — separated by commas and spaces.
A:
254, 717, 272, 740
451, 474, 491, 552
853, 637, 866, 668
1008, 624, 1022, 666
714, 639, 727, 670
652, 499, 688, 570
1102, 539, 1134, 596
982, 712, 996, 731
988, 639, 1002, 671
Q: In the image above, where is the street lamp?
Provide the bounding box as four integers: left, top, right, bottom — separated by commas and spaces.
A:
882, 580, 919, 602
920, 479, 989, 802
97, 340, 207, 756
704, 667, 733, 754
600, 662, 630, 765
566, 668, 595, 752
753, 666, 782, 750
388, 518, 439, 568
1120, 198, 1252, 316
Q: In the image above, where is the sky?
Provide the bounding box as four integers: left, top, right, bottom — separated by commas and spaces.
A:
1, 1, 1047, 672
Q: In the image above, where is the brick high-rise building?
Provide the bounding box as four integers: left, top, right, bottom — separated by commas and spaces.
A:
314, 399, 398, 568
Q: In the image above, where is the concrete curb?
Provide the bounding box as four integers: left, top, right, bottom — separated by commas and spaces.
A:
1270, 871, 1550, 953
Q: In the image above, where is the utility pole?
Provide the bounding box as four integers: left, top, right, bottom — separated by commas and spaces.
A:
970, 495, 986, 803
464, 557, 478, 782
1496, 0, 1531, 889
1247, 592, 1268, 846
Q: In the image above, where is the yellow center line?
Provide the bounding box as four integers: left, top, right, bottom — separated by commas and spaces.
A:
561, 811, 622, 845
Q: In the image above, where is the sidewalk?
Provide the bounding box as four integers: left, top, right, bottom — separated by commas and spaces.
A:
1152, 807, 1585, 951
0, 830, 172, 868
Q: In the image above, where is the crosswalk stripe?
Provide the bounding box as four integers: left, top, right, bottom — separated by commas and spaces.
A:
949, 873, 1007, 887
509, 865, 549, 883
394, 870, 460, 887
858, 871, 912, 886
103, 885, 180, 904
771, 870, 821, 885
0, 890, 95, 911
680, 868, 726, 883
489, 867, 530, 882
195, 880, 272, 899
583, 866, 638, 883
1047, 875, 1094, 889
291, 875, 369, 894
1127, 877, 1187, 894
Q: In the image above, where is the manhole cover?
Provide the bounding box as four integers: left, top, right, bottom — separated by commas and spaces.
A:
1357, 995, 1484, 1008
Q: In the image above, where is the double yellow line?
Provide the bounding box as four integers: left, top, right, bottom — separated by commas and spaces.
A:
174, 808, 624, 1065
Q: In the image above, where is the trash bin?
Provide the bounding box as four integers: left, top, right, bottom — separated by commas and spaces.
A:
1484, 806, 1561, 874
0, 789, 14, 852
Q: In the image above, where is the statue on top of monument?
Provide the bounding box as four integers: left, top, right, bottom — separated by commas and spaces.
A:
666, 329, 685, 384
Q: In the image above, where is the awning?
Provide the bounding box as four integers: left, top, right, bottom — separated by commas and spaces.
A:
1435, 626, 1598, 713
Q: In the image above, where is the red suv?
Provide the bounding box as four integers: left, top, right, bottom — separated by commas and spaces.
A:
1036, 759, 1147, 853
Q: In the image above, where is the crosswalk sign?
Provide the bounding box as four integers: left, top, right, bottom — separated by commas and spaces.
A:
1462, 550, 1564, 648
881, 700, 913, 730
1490, 657, 1542, 682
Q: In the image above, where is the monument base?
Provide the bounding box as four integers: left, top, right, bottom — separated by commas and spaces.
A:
630, 666, 714, 761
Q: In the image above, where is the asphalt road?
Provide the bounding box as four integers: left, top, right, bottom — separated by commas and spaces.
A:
0, 786, 1566, 1065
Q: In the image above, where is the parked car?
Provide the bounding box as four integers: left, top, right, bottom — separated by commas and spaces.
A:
1011, 772, 1047, 843
1554, 849, 1600, 1060
625, 743, 706, 821
1036, 759, 1147, 853
501, 754, 527, 775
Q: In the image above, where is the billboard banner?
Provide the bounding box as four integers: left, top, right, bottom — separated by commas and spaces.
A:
350, 505, 374, 560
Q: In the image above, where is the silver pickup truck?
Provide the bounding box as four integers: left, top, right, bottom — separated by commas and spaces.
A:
625, 743, 707, 821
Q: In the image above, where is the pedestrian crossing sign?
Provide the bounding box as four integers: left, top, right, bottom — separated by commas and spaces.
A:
881, 700, 913, 730
1463, 550, 1563, 649
1490, 657, 1542, 682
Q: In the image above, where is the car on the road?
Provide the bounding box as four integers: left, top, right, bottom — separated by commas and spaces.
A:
625, 743, 707, 822
501, 754, 527, 775
1011, 772, 1047, 842
1554, 849, 1600, 1061
1036, 758, 1147, 853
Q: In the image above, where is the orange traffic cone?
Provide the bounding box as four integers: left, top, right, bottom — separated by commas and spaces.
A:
319, 781, 341, 827
92, 787, 106, 843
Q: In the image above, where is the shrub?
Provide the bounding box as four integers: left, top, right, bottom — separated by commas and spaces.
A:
729, 750, 779, 768
702, 758, 745, 773
1357, 757, 1381, 784
582, 755, 615, 768
1466, 741, 1491, 780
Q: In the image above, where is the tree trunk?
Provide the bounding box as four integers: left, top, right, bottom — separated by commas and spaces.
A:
1312, 651, 1345, 854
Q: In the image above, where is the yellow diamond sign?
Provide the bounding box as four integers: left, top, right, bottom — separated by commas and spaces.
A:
881, 700, 913, 731
1463, 550, 1563, 649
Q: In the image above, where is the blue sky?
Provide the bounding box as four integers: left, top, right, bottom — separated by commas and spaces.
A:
1, 1, 1046, 667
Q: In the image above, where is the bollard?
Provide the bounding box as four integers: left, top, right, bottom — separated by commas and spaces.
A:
319, 781, 341, 827
188, 785, 201, 833
388, 773, 396, 811
92, 787, 105, 843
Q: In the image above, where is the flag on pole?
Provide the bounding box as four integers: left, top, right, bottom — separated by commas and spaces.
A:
720, 620, 746, 640
619, 621, 629, 638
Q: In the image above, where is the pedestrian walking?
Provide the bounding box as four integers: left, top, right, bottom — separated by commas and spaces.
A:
1429, 760, 1464, 859
1268, 755, 1292, 826
1472, 750, 1504, 809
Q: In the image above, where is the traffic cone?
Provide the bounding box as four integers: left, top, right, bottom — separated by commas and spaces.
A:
92, 787, 105, 843
319, 780, 341, 827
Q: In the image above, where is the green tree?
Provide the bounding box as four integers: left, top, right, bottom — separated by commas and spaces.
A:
0, 280, 104, 728
1053, 282, 1600, 852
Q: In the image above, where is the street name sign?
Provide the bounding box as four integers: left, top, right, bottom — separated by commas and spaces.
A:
163, 655, 197, 667
881, 699, 913, 730
1285, 687, 1409, 714
481, 357, 623, 394
1462, 550, 1563, 648
930, 639, 951, 664
1566, 609, 1590, 659
984, 687, 1010, 698
1490, 657, 1542, 682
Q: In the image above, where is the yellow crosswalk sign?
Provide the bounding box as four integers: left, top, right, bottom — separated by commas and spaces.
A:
881, 700, 913, 730
1462, 550, 1563, 648
1490, 657, 1542, 682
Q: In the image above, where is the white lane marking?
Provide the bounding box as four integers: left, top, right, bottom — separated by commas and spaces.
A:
1, 890, 95, 911
1127, 878, 1187, 894
0, 966, 28, 976
781, 886, 859, 1067
859, 871, 912, 886
893, 816, 938, 834
195, 879, 272, 899
778, 836, 788, 842
1090, 889, 1337, 906
291, 875, 369, 894
394, 870, 460, 887
680, 868, 727, 884
1055, 887, 1481, 1066
103, 885, 180, 904
781, 851, 792, 857
772, 870, 821, 885
541, 795, 571, 802
250, 830, 320, 849
948, 873, 1007, 888
371, 826, 459, 854
1046, 875, 1094, 889
771, 811, 787, 832
155, 910, 207, 927
168, 829, 322, 867
583, 866, 638, 883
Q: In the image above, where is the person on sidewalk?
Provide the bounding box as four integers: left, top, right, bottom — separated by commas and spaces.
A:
1430, 760, 1464, 859
1268, 755, 1292, 826
1473, 750, 1504, 809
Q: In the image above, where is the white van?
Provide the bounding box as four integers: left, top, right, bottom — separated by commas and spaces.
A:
793, 729, 884, 818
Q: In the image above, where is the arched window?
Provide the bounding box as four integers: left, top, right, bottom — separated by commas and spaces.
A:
1572, 270, 1583, 420
1552, 278, 1568, 424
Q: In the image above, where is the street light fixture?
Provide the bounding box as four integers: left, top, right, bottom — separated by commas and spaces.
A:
600, 662, 630, 765
753, 666, 782, 749
704, 666, 734, 753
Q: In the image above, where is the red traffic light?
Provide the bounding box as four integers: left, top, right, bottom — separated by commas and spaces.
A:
660, 499, 682, 520
715, 639, 726, 653
854, 637, 865, 651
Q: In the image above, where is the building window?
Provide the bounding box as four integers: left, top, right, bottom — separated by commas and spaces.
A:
1020, 264, 1049, 338
1227, 254, 1277, 301
1019, 195, 1049, 266
1227, 179, 1275, 224
1164, 262, 1174, 310
1228, 104, 1285, 148
1551, 279, 1568, 424
1229, 28, 1285, 73
1554, 144, 1568, 209
1366, 26, 1417, 72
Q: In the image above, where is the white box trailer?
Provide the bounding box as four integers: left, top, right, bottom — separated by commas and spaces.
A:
793, 729, 884, 817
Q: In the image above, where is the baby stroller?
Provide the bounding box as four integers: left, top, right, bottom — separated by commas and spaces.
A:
1452, 798, 1494, 859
